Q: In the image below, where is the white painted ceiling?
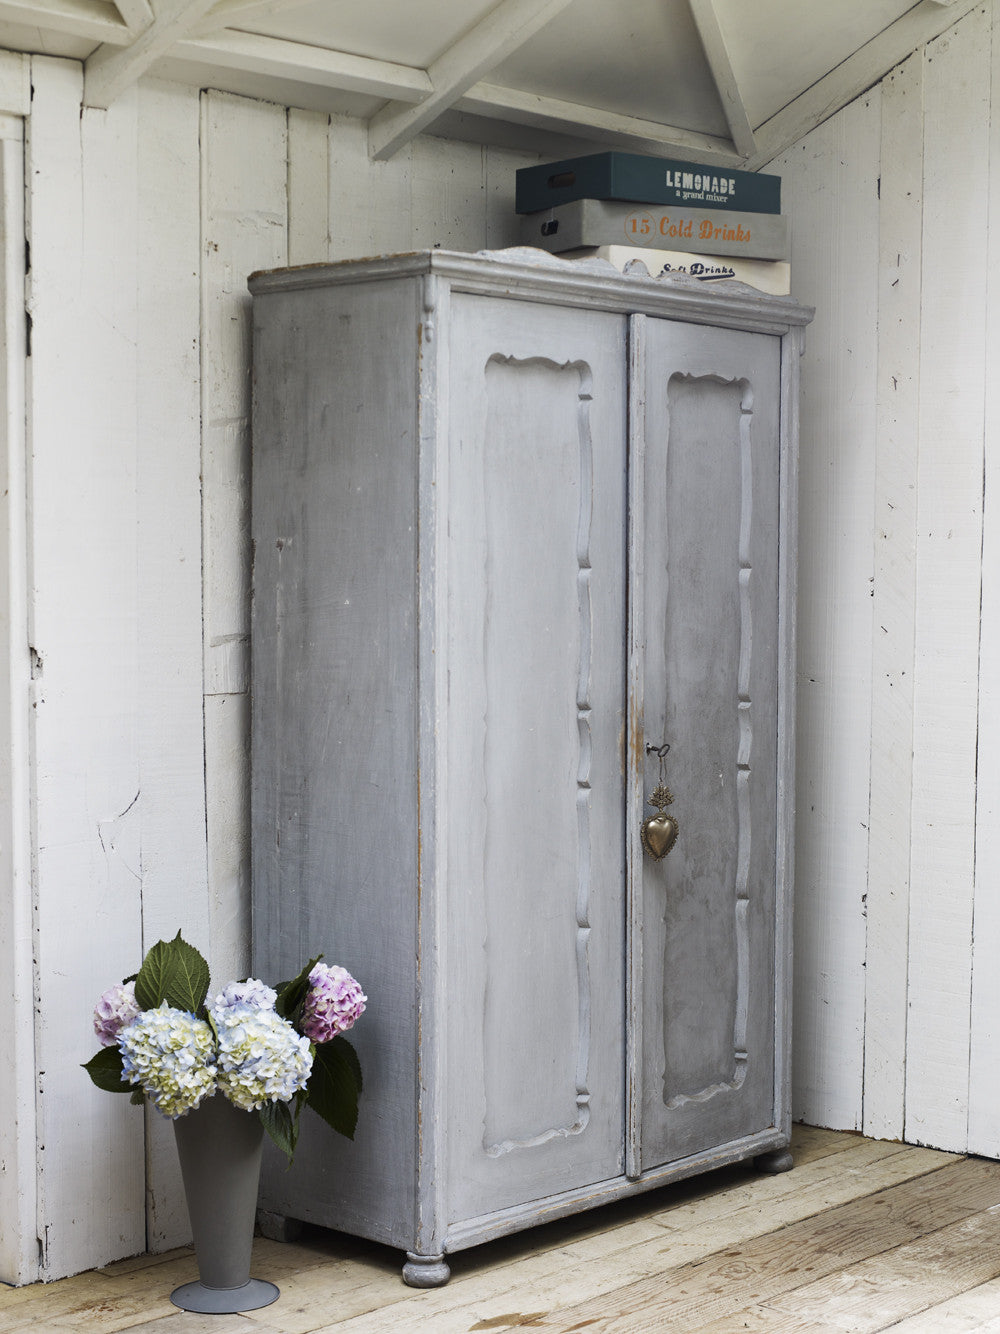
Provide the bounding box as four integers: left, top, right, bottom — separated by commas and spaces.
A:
0, 0, 972, 165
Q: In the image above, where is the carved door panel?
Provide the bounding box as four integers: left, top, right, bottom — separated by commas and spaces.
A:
630, 316, 782, 1172
444, 293, 628, 1222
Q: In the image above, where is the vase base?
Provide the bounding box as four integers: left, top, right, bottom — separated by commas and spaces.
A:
170, 1278, 280, 1313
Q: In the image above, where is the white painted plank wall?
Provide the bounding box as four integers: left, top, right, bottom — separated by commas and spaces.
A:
771, 96, 881, 1132
772, 2, 1000, 1151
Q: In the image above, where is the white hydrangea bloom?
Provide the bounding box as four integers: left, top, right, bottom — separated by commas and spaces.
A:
213, 1003, 313, 1111
210, 978, 278, 1013
118, 1005, 217, 1119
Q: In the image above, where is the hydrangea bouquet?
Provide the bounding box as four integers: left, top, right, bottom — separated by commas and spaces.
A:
83, 932, 365, 1164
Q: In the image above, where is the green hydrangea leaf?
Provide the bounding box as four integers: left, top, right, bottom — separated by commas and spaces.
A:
306, 1036, 361, 1139
333, 1036, 362, 1095
259, 1099, 300, 1165
133, 938, 175, 1010
134, 933, 210, 1015
162, 934, 211, 1015
82, 1045, 133, 1094
274, 955, 323, 1024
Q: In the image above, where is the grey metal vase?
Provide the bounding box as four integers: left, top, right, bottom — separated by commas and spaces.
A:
170, 1093, 280, 1314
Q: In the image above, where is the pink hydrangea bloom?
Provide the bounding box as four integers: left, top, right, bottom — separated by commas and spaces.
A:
93, 980, 141, 1048
300, 963, 366, 1044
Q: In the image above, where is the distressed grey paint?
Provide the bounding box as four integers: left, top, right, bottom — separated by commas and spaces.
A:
249, 249, 812, 1271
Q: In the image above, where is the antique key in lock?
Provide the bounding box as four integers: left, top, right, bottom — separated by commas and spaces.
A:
640, 742, 679, 861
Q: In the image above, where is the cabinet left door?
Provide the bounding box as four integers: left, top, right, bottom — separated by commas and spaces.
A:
440, 293, 629, 1228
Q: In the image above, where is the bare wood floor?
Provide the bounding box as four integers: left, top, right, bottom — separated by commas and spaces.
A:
4, 1126, 1000, 1332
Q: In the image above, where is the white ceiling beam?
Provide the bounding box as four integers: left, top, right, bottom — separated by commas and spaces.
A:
0, 0, 131, 45
686, 0, 755, 159
459, 81, 744, 166
191, 0, 312, 37
171, 28, 432, 102
84, 0, 224, 108
368, 0, 576, 161
114, 0, 154, 33
749, 0, 983, 169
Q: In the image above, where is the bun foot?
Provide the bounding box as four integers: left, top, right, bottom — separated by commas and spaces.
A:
754, 1147, 794, 1174
402, 1252, 451, 1287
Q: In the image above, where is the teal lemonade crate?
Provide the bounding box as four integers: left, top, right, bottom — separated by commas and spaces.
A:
515, 151, 781, 215
519, 199, 789, 262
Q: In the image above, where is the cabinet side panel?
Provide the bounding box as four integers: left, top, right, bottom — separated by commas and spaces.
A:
251, 278, 420, 1246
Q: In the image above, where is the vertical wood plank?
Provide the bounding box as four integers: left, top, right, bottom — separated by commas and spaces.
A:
485, 144, 544, 250
288, 108, 330, 265
200, 89, 287, 987
409, 136, 487, 250
968, 0, 1000, 1159
135, 76, 208, 1251
0, 114, 35, 1288
769, 95, 881, 1131
328, 112, 413, 260
904, 7, 990, 1152
863, 51, 924, 1143
26, 56, 145, 1279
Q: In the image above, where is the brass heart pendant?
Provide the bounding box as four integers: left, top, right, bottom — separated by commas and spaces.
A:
640, 771, 679, 861
641, 811, 679, 861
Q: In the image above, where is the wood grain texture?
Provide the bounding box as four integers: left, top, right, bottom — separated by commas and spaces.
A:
702, 1208, 1000, 1333
520, 1158, 1000, 1332
904, 6, 990, 1153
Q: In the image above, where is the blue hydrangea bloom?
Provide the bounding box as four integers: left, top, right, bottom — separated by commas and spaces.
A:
118, 1005, 217, 1118
212, 1003, 313, 1111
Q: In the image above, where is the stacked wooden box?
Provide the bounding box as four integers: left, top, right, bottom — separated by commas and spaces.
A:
516, 151, 790, 294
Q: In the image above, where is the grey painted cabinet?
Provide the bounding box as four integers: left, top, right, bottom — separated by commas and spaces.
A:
249, 249, 812, 1285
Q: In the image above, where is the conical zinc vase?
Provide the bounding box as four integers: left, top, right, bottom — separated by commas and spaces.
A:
170, 1093, 280, 1314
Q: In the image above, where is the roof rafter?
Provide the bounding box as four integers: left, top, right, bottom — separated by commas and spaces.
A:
114, 0, 154, 34
84, 0, 220, 108
0, 0, 130, 45
171, 27, 432, 102
459, 81, 744, 165
687, 0, 755, 159
368, 0, 576, 161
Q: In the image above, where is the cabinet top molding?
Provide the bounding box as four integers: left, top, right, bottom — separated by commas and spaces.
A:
248, 247, 814, 335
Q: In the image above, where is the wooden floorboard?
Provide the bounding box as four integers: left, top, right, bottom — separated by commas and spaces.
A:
3, 1127, 1000, 1333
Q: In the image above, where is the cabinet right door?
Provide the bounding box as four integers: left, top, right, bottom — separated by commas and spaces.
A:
631, 315, 783, 1172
